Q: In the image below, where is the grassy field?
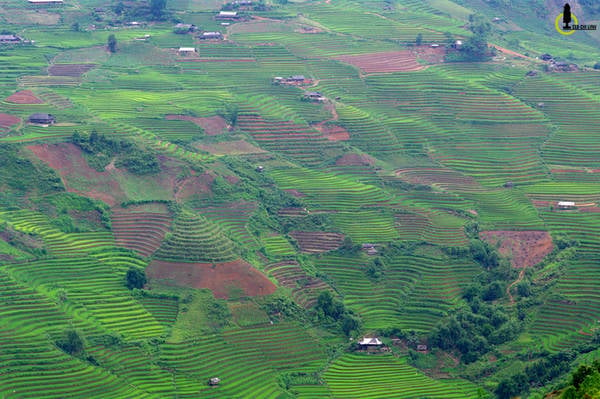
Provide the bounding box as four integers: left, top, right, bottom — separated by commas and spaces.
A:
0, 0, 599, 397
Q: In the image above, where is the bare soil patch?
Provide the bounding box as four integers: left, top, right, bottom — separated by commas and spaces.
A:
334, 51, 424, 74
290, 231, 345, 253
48, 64, 96, 77
166, 114, 229, 135
196, 139, 266, 155
335, 153, 376, 166
147, 259, 277, 298
413, 45, 446, 64
174, 172, 215, 201
320, 124, 350, 141
5, 90, 43, 104
27, 143, 125, 206
480, 230, 553, 269
0, 114, 21, 130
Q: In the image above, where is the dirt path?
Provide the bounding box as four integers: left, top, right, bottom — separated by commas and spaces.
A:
507, 268, 526, 304
490, 44, 534, 60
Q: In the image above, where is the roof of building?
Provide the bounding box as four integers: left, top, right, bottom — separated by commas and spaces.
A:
175, 23, 194, 28
178, 47, 196, 52
28, 0, 64, 3
557, 201, 575, 206
0, 35, 21, 41
219, 11, 238, 16
202, 31, 222, 36
30, 113, 54, 119
291, 75, 305, 80
359, 337, 382, 346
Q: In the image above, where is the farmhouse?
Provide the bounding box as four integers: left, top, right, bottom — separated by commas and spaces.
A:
208, 377, 221, 386
303, 92, 326, 102
178, 47, 196, 55
361, 243, 378, 255
27, 0, 64, 3
28, 113, 55, 124
417, 344, 428, 352
216, 11, 240, 20
200, 32, 223, 40
557, 201, 576, 210
358, 337, 383, 350
0, 35, 22, 43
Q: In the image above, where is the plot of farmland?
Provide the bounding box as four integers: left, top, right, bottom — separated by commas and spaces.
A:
480, 230, 553, 269
335, 51, 424, 74
147, 259, 277, 298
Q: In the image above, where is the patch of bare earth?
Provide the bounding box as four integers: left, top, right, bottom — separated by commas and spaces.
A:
112, 205, 172, 257
196, 139, 266, 155
264, 260, 333, 307
334, 51, 424, 74
165, 114, 229, 135
320, 124, 350, 141
5, 90, 43, 104
48, 64, 96, 77
146, 259, 277, 299
335, 153, 376, 166
27, 143, 125, 206
174, 172, 215, 201
0, 114, 21, 130
480, 230, 553, 269
290, 231, 345, 253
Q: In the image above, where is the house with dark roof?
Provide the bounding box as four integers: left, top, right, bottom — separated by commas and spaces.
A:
200, 32, 222, 40
0, 35, 22, 43
28, 113, 55, 124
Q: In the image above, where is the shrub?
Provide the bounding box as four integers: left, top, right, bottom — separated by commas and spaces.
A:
125, 267, 147, 289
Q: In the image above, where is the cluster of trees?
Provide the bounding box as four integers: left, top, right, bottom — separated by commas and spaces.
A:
562, 360, 600, 398
113, 0, 168, 20
430, 240, 522, 363
430, 301, 520, 363
314, 291, 361, 336
496, 351, 576, 398
55, 329, 85, 356
72, 131, 160, 175
125, 267, 147, 290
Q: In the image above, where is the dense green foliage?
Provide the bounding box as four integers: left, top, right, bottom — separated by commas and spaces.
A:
125, 267, 147, 289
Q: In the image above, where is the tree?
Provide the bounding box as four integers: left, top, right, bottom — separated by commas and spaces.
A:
107, 34, 117, 53
594, 62, 600, 70
56, 329, 84, 355
71, 22, 80, 32
415, 33, 423, 46
125, 267, 147, 289
461, 14, 492, 60
150, 0, 167, 19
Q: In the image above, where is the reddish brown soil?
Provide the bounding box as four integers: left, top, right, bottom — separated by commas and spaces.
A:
0, 113, 21, 129
5, 90, 43, 104
335, 153, 376, 166
27, 143, 125, 206
147, 259, 277, 298
264, 260, 333, 307
165, 114, 229, 136
334, 51, 424, 74
196, 139, 266, 155
413, 45, 446, 64
320, 124, 350, 141
174, 172, 215, 201
289, 231, 345, 253
48, 63, 96, 77
480, 230, 553, 269
112, 206, 172, 257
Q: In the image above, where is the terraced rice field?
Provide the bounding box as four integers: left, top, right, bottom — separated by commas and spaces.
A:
111, 206, 173, 257
324, 354, 479, 398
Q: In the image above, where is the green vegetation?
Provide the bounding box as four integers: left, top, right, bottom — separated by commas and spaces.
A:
0, 0, 598, 397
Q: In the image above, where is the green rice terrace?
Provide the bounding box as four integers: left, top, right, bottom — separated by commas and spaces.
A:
0, 0, 599, 397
